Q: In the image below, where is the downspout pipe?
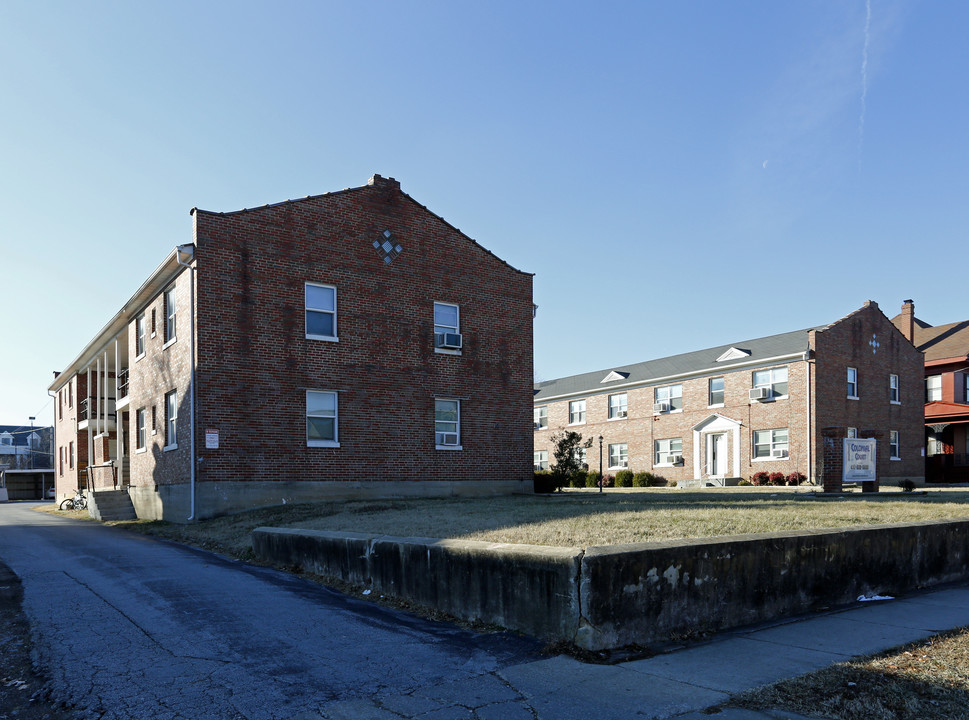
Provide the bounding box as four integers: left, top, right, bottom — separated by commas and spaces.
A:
175, 244, 197, 521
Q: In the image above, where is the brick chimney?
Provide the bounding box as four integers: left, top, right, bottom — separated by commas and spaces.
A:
900, 299, 915, 342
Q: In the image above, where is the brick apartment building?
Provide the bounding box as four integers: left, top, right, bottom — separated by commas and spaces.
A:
891, 300, 969, 483
49, 175, 534, 521
534, 302, 924, 487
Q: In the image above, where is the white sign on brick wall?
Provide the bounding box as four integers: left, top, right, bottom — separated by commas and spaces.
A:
205, 429, 219, 449
843, 438, 876, 482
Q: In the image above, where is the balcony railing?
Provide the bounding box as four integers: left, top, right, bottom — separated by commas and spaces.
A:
79, 397, 88, 422
78, 396, 117, 426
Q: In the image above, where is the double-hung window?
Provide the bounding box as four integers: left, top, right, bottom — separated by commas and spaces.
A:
433, 302, 461, 351
135, 314, 146, 357
608, 393, 628, 419
163, 286, 176, 344
136, 408, 147, 451
752, 367, 788, 399
573, 445, 587, 466
305, 283, 338, 341
608, 443, 628, 469
534, 406, 548, 431
435, 399, 461, 448
164, 390, 178, 448
654, 384, 682, 412
534, 450, 548, 471
890, 431, 900, 459
890, 374, 900, 403
306, 391, 339, 447
654, 438, 682, 466
926, 375, 942, 402
569, 399, 586, 425
754, 428, 789, 459
709, 377, 725, 406
847, 367, 858, 399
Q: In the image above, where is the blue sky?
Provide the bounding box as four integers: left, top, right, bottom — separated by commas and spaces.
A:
1, 1, 966, 426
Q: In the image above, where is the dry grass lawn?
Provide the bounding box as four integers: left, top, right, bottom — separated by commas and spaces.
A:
731, 627, 969, 720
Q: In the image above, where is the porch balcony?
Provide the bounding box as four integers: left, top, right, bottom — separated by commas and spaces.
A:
78, 397, 117, 432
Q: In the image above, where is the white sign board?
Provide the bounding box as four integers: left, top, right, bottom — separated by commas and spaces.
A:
843, 438, 876, 482
205, 429, 220, 449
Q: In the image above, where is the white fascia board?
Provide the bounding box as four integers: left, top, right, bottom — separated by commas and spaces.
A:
48, 248, 192, 392
533, 351, 808, 404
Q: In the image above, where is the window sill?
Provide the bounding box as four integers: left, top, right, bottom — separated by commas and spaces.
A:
162, 337, 177, 350
534, 427, 548, 432
752, 456, 785, 462
567, 422, 586, 427
608, 466, 628, 471
135, 448, 147, 455
163, 443, 178, 452
607, 416, 627, 422
135, 352, 146, 362
307, 440, 340, 448
890, 401, 901, 405
653, 463, 675, 468
890, 456, 901, 461
434, 348, 462, 356
436, 445, 463, 451
847, 395, 859, 401
654, 409, 683, 416
708, 403, 725, 409
306, 334, 339, 343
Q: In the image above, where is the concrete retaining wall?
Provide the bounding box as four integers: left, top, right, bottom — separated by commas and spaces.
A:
252, 518, 969, 651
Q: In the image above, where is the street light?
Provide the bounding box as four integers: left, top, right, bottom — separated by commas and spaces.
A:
598, 435, 604, 494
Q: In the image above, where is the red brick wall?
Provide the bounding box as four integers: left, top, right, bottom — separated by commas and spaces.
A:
811, 302, 925, 482
534, 359, 810, 483
190, 176, 533, 485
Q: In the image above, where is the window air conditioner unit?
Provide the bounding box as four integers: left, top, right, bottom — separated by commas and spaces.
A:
771, 448, 788, 458
435, 332, 463, 350
671, 455, 684, 466
436, 432, 459, 446
749, 387, 770, 401
653, 401, 670, 414
617, 410, 627, 418
534, 422, 542, 430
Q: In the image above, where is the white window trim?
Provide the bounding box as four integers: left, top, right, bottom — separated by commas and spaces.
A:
653, 438, 682, 467
890, 374, 901, 404
164, 390, 178, 450
847, 367, 859, 400
433, 301, 462, 356
608, 443, 629, 470
305, 282, 339, 342
752, 428, 789, 462
890, 430, 901, 460
534, 406, 548, 431
163, 286, 177, 346
568, 399, 586, 426
435, 398, 462, 451
307, 390, 340, 448
135, 408, 147, 453
135, 314, 147, 360
607, 393, 628, 421
752, 367, 789, 401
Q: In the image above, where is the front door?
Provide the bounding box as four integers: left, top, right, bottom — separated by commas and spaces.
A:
709, 433, 727, 477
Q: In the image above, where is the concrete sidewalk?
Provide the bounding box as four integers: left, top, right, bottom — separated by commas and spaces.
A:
322, 583, 969, 720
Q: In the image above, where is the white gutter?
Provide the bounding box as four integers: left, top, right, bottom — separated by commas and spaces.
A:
534, 351, 808, 404
803, 350, 813, 484
175, 244, 197, 521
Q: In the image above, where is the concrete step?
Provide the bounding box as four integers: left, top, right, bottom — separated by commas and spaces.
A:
90, 490, 137, 522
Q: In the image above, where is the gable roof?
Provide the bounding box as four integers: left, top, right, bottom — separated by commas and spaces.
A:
0, 425, 50, 448
890, 313, 969, 362
534, 327, 817, 402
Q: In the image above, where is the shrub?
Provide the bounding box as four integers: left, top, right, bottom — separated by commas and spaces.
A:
751, 471, 770, 486
738, 479, 752, 486
533, 471, 556, 494
648, 474, 668, 487
598, 474, 615, 489
768, 472, 786, 486
900, 479, 916, 492
786, 472, 807, 486
615, 470, 634, 487
585, 470, 600, 488
569, 470, 586, 488
632, 471, 649, 488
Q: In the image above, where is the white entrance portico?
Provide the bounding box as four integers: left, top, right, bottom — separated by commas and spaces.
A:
692, 414, 742, 482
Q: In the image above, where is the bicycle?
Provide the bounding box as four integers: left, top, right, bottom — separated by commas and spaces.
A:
59, 489, 88, 511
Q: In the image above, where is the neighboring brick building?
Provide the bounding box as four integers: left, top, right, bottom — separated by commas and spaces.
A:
534, 302, 924, 487
49, 175, 534, 520
891, 300, 969, 482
